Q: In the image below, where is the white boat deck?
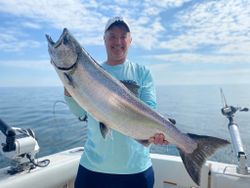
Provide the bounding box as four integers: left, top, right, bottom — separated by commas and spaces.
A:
0, 147, 249, 188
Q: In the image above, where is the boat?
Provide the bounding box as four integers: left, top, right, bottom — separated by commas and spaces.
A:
0, 89, 249, 188
0, 146, 249, 188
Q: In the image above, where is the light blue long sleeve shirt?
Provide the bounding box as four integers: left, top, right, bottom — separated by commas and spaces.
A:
65, 59, 157, 174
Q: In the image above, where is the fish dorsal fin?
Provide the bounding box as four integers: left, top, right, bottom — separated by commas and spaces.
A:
120, 80, 140, 97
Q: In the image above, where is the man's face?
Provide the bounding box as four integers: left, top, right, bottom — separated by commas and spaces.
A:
104, 26, 132, 64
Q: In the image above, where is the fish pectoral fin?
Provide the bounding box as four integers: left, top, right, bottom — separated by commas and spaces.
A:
136, 139, 151, 147
99, 122, 112, 139
63, 72, 74, 88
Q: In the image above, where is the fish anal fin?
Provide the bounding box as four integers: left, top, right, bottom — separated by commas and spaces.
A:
99, 122, 112, 139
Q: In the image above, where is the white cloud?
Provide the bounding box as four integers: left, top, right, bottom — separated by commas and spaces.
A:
0, 0, 191, 48
0, 0, 249, 65
145, 53, 250, 65
0, 29, 41, 52
149, 63, 250, 85
0, 60, 51, 70
0, 75, 61, 87
161, 0, 250, 54
0, 1, 106, 34
21, 22, 42, 29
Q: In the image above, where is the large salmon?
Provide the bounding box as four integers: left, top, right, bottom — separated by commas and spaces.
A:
46, 28, 229, 185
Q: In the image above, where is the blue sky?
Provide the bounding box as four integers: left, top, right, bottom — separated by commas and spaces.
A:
0, 0, 250, 87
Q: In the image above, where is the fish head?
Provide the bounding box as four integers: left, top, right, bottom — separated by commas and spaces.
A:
46, 28, 81, 71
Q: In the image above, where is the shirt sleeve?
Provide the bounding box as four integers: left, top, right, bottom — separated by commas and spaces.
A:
64, 95, 87, 118
139, 67, 157, 109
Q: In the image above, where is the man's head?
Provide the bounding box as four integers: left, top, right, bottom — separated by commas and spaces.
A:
104, 16, 132, 65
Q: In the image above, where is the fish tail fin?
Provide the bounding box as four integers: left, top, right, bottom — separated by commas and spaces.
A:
178, 133, 230, 186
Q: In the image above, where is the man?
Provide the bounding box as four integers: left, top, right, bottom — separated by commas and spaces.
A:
64, 16, 167, 188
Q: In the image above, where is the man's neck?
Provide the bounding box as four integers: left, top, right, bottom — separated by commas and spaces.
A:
106, 58, 126, 66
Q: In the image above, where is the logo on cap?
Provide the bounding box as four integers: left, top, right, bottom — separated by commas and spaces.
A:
104, 16, 130, 32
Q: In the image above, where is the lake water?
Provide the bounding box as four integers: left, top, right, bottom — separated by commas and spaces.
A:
0, 85, 249, 168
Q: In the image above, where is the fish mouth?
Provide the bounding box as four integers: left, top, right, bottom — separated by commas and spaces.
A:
46, 28, 78, 71
46, 28, 69, 48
